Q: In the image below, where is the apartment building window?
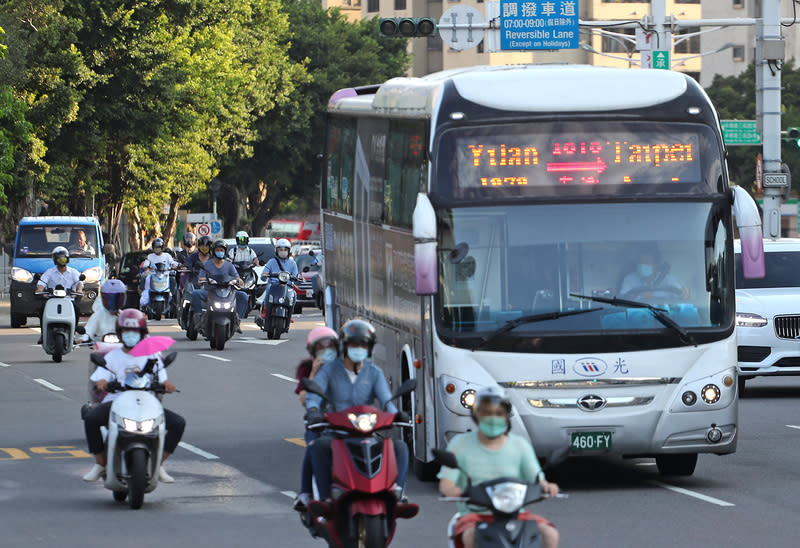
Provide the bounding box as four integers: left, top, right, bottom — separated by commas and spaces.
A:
367, 0, 379, 12
394, 0, 406, 9
733, 0, 744, 7
732, 45, 745, 62
674, 27, 700, 54
427, 34, 443, 51
601, 28, 635, 54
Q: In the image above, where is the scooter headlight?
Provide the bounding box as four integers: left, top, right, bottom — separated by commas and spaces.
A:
11, 267, 34, 283
116, 414, 158, 433
82, 266, 103, 283
487, 482, 527, 514
278, 272, 290, 283
347, 412, 378, 432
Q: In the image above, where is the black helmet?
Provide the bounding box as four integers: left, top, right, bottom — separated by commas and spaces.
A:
470, 386, 513, 433
152, 237, 165, 251
212, 239, 227, 253
52, 246, 70, 266
197, 235, 212, 253
339, 319, 377, 356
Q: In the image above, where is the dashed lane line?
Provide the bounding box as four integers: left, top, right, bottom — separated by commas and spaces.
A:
178, 441, 220, 460
285, 438, 306, 447
648, 480, 735, 507
786, 425, 800, 430
281, 490, 297, 499
0, 362, 10, 368
271, 373, 296, 383
33, 378, 64, 392
198, 353, 231, 363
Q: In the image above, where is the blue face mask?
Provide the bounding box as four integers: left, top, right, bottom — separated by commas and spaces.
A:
121, 331, 141, 348
317, 348, 338, 362
347, 347, 369, 363
214, 251, 225, 259
637, 263, 654, 278
479, 416, 508, 438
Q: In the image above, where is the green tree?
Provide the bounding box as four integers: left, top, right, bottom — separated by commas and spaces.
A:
216, 2, 411, 236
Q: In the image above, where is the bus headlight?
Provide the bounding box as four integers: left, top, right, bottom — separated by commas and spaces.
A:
82, 266, 103, 283
735, 313, 767, 327
460, 389, 476, 409
701, 384, 721, 404
11, 267, 34, 283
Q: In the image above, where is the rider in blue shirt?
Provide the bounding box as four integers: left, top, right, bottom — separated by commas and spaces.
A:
262, 238, 298, 282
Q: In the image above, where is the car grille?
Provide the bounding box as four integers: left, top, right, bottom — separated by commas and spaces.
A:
738, 346, 771, 363
774, 316, 800, 340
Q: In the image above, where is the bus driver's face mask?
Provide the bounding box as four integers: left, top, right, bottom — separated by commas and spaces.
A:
637, 263, 654, 278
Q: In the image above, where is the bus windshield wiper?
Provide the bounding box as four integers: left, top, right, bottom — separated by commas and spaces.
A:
569, 293, 696, 346
471, 307, 603, 351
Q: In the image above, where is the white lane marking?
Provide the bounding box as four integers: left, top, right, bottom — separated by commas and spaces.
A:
33, 378, 64, 392
198, 353, 231, 362
238, 339, 287, 346
178, 441, 220, 460
172, 325, 183, 330
281, 490, 297, 499
29, 327, 41, 334
786, 425, 800, 430
0, 362, 10, 368
272, 373, 297, 383
648, 480, 735, 507
635, 462, 656, 466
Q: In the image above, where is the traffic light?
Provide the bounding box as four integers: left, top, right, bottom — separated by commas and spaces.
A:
378, 17, 437, 38
783, 127, 800, 147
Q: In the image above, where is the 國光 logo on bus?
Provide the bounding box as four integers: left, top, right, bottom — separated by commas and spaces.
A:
573, 357, 608, 377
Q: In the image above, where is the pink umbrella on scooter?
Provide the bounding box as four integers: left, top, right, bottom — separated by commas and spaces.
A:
129, 335, 176, 357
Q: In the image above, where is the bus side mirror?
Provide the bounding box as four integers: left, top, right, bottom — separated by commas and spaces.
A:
732, 186, 765, 279
412, 193, 438, 296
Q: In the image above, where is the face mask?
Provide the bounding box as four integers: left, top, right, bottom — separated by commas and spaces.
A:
199, 246, 210, 255
637, 263, 654, 278
214, 251, 225, 259
55, 257, 68, 266
316, 348, 338, 362
277, 250, 289, 259
154, 248, 163, 254
479, 416, 508, 438
121, 331, 141, 348
347, 347, 369, 363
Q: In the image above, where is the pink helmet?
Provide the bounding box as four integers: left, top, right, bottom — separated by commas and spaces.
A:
307, 326, 339, 355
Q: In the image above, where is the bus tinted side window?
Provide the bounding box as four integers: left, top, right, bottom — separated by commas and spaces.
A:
326, 117, 356, 215
386, 121, 425, 228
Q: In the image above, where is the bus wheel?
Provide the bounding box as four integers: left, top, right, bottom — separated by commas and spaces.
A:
655, 453, 697, 476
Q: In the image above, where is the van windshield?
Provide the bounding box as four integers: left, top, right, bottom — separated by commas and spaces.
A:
16, 225, 99, 259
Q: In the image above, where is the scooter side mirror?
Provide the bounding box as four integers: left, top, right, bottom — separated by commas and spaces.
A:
301, 378, 330, 403
303, 266, 310, 273
79, 274, 86, 281
90, 352, 107, 368
162, 351, 178, 368
391, 378, 417, 401
76, 326, 86, 335
432, 448, 460, 470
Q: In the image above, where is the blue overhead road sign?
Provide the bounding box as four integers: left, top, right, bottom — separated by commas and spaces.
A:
500, 0, 579, 51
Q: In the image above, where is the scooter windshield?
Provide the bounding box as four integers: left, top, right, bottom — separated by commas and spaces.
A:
124, 372, 152, 389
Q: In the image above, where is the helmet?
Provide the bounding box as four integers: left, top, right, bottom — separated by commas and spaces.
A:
52, 246, 70, 266
116, 308, 148, 338
212, 239, 227, 253
307, 326, 339, 356
275, 238, 291, 250
100, 279, 127, 313
470, 386, 513, 432
183, 232, 196, 246
152, 237, 165, 251
198, 235, 212, 254
339, 319, 377, 356
236, 231, 249, 247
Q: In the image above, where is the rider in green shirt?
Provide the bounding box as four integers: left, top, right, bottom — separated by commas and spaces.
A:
438, 386, 560, 548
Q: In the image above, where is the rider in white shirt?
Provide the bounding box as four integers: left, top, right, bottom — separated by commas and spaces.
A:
36, 246, 83, 342
83, 279, 127, 342
227, 231, 259, 265
140, 238, 178, 308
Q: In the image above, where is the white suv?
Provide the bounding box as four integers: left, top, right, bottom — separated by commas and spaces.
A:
735, 238, 800, 395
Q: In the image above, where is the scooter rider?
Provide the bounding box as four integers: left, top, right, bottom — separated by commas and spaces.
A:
263, 238, 298, 283
305, 319, 411, 509
438, 387, 560, 548
35, 246, 83, 342
139, 237, 178, 309
184, 235, 213, 284
175, 231, 197, 266
82, 309, 185, 483
227, 230, 259, 265
190, 239, 249, 323
83, 279, 126, 342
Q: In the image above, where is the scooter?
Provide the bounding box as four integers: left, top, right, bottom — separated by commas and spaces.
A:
37, 279, 84, 363
87, 351, 178, 510
300, 377, 419, 547
434, 449, 557, 548
192, 273, 239, 350
234, 261, 259, 315
256, 271, 300, 340
143, 262, 175, 321
176, 266, 197, 333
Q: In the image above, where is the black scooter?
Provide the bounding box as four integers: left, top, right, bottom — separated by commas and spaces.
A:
233, 261, 261, 315
189, 273, 239, 350
256, 271, 299, 340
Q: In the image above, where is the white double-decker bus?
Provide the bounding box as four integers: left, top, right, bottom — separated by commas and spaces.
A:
320, 65, 765, 478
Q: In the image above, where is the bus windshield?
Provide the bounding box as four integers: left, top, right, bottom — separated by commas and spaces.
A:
436, 201, 732, 346
16, 225, 99, 259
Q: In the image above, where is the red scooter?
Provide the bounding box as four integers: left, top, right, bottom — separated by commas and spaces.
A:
301, 378, 419, 548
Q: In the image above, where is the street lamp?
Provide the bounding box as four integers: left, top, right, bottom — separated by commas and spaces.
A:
208, 178, 222, 218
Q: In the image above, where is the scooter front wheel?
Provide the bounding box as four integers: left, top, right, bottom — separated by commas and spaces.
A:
213, 327, 226, 350
127, 448, 148, 509
52, 332, 65, 363
349, 514, 386, 548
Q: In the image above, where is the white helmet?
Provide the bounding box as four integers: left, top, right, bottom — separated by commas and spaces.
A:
235, 230, 249, 248
275, 238, 291, 260
275, 238, 291, 250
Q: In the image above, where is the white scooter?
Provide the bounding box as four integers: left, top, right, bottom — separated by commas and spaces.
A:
88, 350, 177, 509
38, 277, 85, 362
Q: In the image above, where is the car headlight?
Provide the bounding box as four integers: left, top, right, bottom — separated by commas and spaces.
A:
487, 482, 527, 514
11, 267, 34, 283
736, 313, 767, 327
347, 412, 378, 432
278, 272, 290, 283
82, 266, 103, 283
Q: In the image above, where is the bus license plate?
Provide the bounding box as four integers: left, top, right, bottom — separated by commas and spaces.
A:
571, 431, 612, 452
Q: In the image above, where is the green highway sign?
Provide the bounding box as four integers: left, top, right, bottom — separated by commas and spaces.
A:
721, 120, 762, 146
652, 50, 670, 70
